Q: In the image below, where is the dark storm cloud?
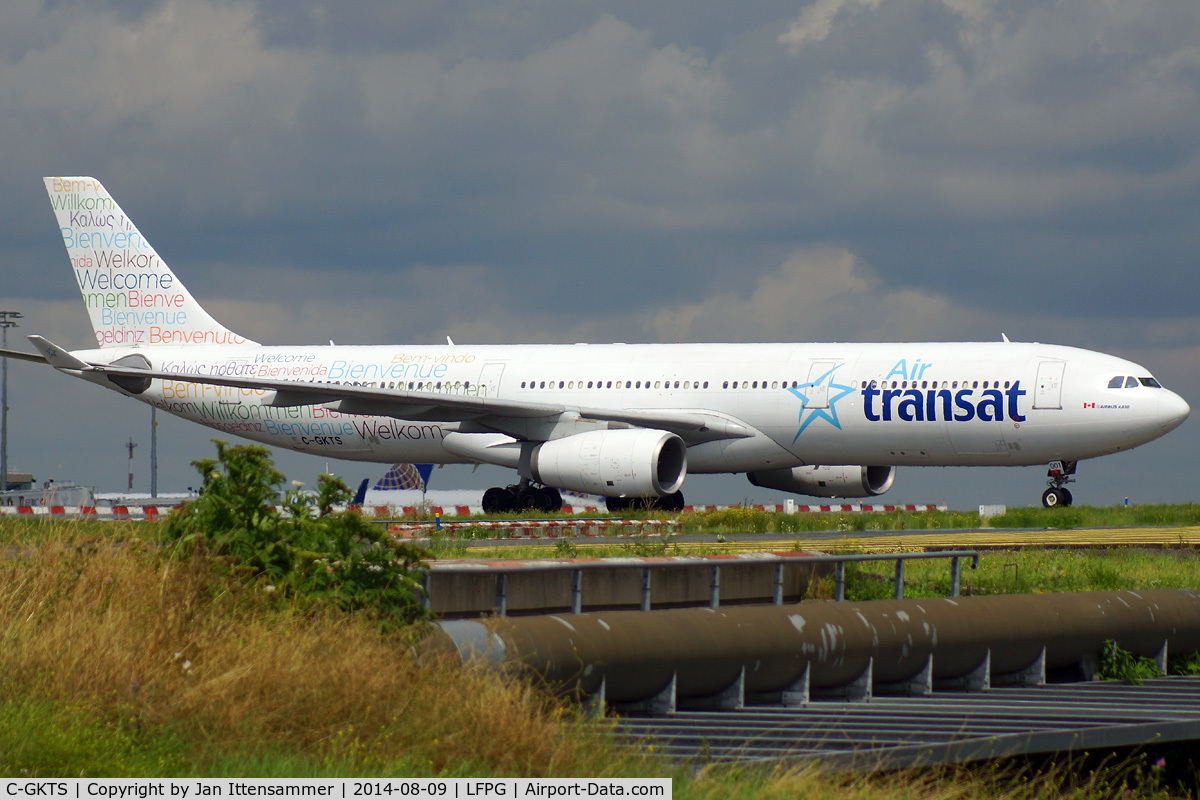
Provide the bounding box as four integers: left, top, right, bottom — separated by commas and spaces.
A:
3, 0, 1198, 321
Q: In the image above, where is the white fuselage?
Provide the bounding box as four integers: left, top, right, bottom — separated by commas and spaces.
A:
33, 176, 1191, 504
74, 340, 1189, 473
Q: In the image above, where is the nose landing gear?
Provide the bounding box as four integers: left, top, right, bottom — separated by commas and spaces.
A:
1042, 460, 1077, 507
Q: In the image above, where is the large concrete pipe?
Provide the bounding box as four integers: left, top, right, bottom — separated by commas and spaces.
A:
426, 590, 1200, 704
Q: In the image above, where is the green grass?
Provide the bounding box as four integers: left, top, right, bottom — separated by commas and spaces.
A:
838, 546, 1200, 600
403, 502, 1200, 539
681, 506, 983, 534
988, 503, 1200, 529
0, 696, 187, 777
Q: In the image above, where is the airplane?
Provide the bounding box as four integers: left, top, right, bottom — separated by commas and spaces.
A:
0, 176, 1189, 511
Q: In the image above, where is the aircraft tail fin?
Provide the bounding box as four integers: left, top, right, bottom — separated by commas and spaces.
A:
44, 177, 256, 349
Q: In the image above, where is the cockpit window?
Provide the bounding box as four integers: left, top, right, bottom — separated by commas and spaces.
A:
1141, 377, 1162, 388
1107, 376, 1123, 389
1124, 376, 1141, 388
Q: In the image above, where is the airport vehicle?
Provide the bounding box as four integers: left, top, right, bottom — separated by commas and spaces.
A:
0, 177, 1189, 510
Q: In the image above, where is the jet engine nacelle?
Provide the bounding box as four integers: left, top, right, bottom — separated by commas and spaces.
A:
747, 465, 896, 498
524, 428, 687, 497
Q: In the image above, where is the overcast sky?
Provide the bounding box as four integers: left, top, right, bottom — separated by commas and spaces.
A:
2, 0, 1199, 509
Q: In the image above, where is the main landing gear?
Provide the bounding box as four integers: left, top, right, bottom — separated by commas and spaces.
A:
605, 492, 686, 513
481, 480, 563, 514
1041, 460, 1077, 508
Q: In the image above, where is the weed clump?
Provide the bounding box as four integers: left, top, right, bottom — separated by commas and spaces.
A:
163, 440, 430, 627
1097, 640, 1162, 685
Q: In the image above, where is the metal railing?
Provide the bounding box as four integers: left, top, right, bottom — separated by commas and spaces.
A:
423, 550, 980, 616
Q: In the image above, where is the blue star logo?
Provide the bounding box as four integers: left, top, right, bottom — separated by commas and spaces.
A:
788, 364, 855, 443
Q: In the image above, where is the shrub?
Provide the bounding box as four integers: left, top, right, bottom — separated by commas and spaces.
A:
1096, 640, 1161, 685
163, 441, 430, 627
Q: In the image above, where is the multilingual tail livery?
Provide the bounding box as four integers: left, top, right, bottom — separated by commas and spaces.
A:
45, 176, 252, 349
0, 177, 1189, 509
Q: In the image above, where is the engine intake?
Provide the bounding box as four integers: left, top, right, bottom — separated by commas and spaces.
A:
525, 428, 687, 497
747, 465, 895, 498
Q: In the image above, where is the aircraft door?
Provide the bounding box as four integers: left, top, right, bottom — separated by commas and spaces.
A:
478, 362, 506, 398
1033, 361, 1066, 410
804, 361, 838, 409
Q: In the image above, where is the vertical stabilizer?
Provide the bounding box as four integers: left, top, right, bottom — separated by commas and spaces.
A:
44, 176, 256, 348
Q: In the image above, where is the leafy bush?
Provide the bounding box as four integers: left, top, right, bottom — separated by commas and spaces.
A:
1096, 640, 1161, 685
163, 441, 430, 627
1169, 652, 1200, 676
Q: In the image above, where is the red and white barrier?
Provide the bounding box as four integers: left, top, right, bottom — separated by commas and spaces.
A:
0, 502, 946, 520
685, 504, 946, 513
389, 518, 676, 538
0, 504, 185, 519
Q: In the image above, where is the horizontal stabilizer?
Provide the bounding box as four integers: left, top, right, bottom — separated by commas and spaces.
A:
28, 336, 91, 371
0, 347, 48, 365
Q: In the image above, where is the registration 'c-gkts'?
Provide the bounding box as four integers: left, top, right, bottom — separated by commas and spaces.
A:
3, 177, 1189, 510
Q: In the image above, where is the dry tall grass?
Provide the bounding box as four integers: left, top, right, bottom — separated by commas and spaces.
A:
0, 522, 620, 775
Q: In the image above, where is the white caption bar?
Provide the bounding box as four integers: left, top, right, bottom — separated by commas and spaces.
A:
11, 779, 671, 800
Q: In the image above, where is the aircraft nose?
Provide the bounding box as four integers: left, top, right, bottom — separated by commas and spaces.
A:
1158, 390, 1191, 431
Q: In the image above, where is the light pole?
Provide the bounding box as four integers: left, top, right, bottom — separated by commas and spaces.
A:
150, 407, 158, 498
127, 438, 137, 492
1, 310, 23, 493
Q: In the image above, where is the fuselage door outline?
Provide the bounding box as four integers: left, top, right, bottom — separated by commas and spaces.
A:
1034, 361, 1066, 410
804, 361, 837, 409
478, 362, 506, 398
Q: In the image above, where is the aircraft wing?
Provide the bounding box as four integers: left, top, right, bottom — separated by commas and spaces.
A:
27, 337, 751, 444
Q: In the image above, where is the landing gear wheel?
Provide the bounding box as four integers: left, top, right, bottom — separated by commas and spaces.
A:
662, 491, 685, 512
518, 486, 544, 511
605, 496, 629, 513
540, 486, 563, 513
482, 486, 516, 514
1042, 488, 1070, 508
606, 493, 684, 513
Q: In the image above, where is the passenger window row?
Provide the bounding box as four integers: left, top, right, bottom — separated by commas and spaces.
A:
514, 377, 1023, 392
521, 380, 711, 390
862, 379, 1013, 390
322, 373, 1165, 395
723, 380, 799, 389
